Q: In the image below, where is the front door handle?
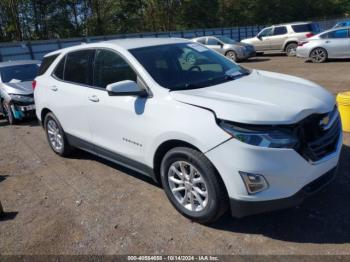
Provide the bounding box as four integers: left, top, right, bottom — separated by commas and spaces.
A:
88, 95, 99, 102
325, 40, 331, 44
50, 85, 58, 91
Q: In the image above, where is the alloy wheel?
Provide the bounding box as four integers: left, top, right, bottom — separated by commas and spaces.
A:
311, 48, 327, 63
168, 161, 208, 212
47, 119, 63, 152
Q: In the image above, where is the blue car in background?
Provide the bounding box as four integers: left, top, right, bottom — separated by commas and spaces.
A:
333, 20, 350, 28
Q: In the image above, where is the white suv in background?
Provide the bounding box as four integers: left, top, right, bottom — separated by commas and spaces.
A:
34, 38, 342, 224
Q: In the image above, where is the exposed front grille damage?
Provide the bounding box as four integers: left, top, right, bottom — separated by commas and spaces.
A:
294, 107, 341, 163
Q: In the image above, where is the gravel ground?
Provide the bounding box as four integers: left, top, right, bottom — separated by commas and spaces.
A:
0, 55, 350, 255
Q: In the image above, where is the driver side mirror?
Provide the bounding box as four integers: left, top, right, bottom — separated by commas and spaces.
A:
257, 35, 263, 40
106, 80, 148, 97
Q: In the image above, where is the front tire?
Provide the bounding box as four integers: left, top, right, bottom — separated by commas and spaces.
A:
160, 147, 228, 224
2, 101, 15, 125
310, 48, 328, 63
44, 112, 73, 157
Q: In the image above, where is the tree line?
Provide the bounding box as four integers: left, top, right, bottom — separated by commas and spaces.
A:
0, 0, 349, 42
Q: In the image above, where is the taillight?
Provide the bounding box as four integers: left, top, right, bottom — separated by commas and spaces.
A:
298, 41, 308, 47
32, 80, 37, 90
306, 33, 314, 38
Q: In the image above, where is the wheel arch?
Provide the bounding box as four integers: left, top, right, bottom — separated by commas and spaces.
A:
283, 41, 298, 51
152, 139, 229, 201
40, 108, 52, 126
153, 139, 200, 184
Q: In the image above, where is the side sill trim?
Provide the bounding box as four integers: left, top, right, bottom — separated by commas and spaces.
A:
66, 134, 156, 181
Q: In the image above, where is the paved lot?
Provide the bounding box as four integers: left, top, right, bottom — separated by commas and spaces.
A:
0, 55, 350, 255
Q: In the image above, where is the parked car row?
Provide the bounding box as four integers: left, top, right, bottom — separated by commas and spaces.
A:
192, 21, 350, 64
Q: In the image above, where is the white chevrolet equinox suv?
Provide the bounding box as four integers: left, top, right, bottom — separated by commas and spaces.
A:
34, 38, 342, 224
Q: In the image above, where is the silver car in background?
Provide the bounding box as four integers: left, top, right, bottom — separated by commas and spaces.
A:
192, 35, 256, 62
0, 60, 40, 124
241, 22, 320, 56
296, 27, 350, 63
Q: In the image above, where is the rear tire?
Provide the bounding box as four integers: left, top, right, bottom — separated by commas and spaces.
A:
160, 147, 228, 224
310, 48, 328, 63
44, 112, 73, 157
285, 43, 298, 57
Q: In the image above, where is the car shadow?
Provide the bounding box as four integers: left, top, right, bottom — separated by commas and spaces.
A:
0, 175, 9, 183
0, 211, 18, 221
69, 149, 159, 187
0, 118, 39, 128
210, 144, 350, 244
306, 58, 350, 64
241, 58, 270, 63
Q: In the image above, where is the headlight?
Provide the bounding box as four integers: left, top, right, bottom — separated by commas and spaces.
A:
9, 94, 34, 103
219, 120, 298, 148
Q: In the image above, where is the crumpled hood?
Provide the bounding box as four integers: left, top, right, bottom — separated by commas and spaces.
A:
2, 81, 33, 95
170, 70, 335, 125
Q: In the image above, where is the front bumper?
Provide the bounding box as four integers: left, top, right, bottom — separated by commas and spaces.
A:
11, 102, 36, 120
230, 167, 337, 217
205, 132, 342, 216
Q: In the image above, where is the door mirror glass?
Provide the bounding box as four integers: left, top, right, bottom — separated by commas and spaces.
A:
106, 80, 148, 97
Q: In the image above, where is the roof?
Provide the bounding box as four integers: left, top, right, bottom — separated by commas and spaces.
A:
319, 26, 350, 34
45, 38, 190, 57
273, 21, 313, 27
0, 60, 41, 68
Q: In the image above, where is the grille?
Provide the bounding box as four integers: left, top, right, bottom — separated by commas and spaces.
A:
295, 108, 341, 163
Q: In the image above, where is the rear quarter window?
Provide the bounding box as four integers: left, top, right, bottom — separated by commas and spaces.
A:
292, 23, 319, 33
37, 54, 59, 76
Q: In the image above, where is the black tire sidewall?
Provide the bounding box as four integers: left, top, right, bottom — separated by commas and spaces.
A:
160, 147, 226, 223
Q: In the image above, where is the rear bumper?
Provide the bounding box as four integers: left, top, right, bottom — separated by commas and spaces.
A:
230, 167, 337, 218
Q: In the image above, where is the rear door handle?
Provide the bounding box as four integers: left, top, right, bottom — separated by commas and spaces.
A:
50, 85, 58, 91
88, 95, 99, 102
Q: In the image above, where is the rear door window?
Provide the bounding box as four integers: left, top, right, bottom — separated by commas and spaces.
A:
37, 54, 59, 76
93, 49, 137, 89
273, 26, 287, 35
64, 50, 95, 85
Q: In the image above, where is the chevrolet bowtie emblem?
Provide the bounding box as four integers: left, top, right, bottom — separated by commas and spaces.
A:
320, 115, 330, 127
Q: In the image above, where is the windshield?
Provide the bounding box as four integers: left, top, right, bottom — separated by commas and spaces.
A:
216, 36, 237, 44
129, 43, 250, 91
0, 64, 39, 83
